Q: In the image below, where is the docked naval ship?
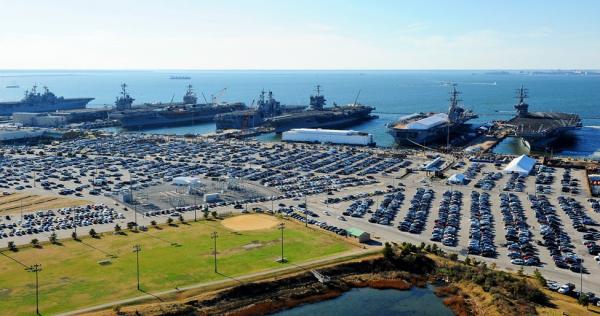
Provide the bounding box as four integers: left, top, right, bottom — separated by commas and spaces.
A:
215, 90, 306, 130
264, 86, 375, 133
110, 84, 246, 129
504, 86, 581, 149
0, 85, 94, 116
387, 86, 477, 146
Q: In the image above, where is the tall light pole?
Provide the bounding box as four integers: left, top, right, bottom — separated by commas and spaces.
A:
133, 244, 141, 290
26, 264, 42, 315
278, 223, 285, 263
211, 232, 218, 273
304, 195, 308, 227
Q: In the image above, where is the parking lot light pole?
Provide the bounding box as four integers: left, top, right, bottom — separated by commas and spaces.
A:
133, 244, 141, 290
278, 223, 285, 263
211, 232, 218, 273
304, 195, 308, 227
26, 264, 42, 315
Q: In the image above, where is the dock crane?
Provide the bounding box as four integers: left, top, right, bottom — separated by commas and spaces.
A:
211, 88, 228, 105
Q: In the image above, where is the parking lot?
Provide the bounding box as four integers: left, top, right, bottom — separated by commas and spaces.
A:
1, 134, 599, 296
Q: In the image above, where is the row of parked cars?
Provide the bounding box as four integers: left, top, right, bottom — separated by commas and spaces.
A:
399, 188, 434, 234
343, 198, 374, 218
530, 194, 582, 272
557, 196, 600, 257
500, 193, 541, 266
368, 191, 405, 226
431, 190, 462, 246
468, 191, 496, 257
474, 172, 502, 191
546, 281, 600, 306
0, 204, 124, 239
503, 173, 527, 192
561, 169, 580, 194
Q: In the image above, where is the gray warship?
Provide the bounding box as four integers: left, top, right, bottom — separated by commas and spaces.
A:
110, 84, 246, 129
387, 86, 477, 146
215, 90, 306, 130
504, 86, 582, 149
0, 85, 94, 116
264, 86, 375, 133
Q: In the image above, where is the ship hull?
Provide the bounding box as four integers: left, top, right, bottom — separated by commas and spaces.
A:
0, 98, 93, 116
271, 115, 373, 133
112, 104, 245, 130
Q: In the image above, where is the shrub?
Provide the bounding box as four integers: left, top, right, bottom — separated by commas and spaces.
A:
30, 238, 40, 248
7, 241, 17, 251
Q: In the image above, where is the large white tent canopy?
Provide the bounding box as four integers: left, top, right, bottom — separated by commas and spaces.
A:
503, 155, 536, 176
172, 176, 202, 186
448, 173, 466, 184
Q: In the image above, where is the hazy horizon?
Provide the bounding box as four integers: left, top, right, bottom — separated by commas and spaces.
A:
1, 1, 599, 70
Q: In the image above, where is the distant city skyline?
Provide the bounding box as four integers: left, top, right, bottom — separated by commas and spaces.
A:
1, 0, 599, 70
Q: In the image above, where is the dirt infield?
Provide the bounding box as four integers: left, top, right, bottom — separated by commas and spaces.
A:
0, 193, 90, 215
221, 214, 279, 231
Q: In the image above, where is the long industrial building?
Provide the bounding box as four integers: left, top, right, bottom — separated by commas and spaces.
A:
281, 128, 374, 146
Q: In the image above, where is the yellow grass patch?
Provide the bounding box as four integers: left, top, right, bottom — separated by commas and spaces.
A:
221, 214, 279, 231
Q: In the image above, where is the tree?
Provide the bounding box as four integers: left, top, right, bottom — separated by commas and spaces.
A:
114, 224, 122, 234
89, 228, 97, 238
179, 214, 185, 223
448, 253, 458, 261
203, 211, 209, 219
7, 241, 17, 251
464, 257, 471, 266
517, 266, 524, 277
211, 211, 218, 219
533, 269, 546, 286
49, 232, 58, 244
383, 242, 395, 261
167, 217, 174, 225
578, 292, 589, 308
72, 231, 78, 240
30, 238, 40, 248
150, 220, 157, 226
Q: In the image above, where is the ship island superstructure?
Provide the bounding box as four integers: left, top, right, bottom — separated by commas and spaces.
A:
503, 86, 582, 149
110, 84, 246, 129
0, 85, 94, 116
387, 86, 477, 147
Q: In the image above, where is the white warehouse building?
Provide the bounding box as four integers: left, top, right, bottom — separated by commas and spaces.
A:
282, 128, 375, 146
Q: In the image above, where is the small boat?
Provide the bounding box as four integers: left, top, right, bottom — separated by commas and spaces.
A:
5, 85, 19, 88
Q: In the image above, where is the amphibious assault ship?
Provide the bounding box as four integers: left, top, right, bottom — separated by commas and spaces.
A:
387, 86, 477, 146
110, 84, 246, 129
504, 86, 582, 150
265, 86, 375, 133
0, 85, 94, 116
215, 90, 306, 130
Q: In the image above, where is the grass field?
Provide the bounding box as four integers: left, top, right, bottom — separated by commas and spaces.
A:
0, 217, 354, 315
0, 193, 90, 215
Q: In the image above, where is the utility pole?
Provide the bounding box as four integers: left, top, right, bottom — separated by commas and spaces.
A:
211, 232, 218, 273
304, 195, 308, 227
278, 223, 285, 263
194, 194, 197, 221
133, 244, 141, 290
26, 264, 42, 315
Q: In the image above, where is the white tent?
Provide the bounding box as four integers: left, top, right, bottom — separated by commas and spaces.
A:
448, 173, 466, 184
503, 155, 536, 176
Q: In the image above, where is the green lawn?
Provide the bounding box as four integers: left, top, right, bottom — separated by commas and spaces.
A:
0, 218, 353, 315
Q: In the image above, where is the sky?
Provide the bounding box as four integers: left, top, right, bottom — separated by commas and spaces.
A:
0, 0, 599, 70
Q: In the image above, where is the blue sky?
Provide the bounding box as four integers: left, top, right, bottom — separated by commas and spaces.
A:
0, 0, 599, 69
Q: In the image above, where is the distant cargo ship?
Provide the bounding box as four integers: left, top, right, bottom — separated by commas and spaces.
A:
169, 76, 191, 80
387, 86, 477, 146
110, 84, 246, 129
0, 85, 94, 116
5, 85, 19, 89
265, 86, 375, 133
504, 86, 582, 149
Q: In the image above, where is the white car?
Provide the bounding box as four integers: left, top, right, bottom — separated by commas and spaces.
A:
558, 284, 572, 294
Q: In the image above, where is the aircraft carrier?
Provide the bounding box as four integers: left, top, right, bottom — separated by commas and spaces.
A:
215, 90, 306, 130
0, 85, 94, 116
504, 86, 582, 150
110, 84, 246, 129
387, 86, 477, 147
264, 86, 375, 133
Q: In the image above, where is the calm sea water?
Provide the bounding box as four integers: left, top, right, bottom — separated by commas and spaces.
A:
273, 287, 454, 316
1, 70, 600, 157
